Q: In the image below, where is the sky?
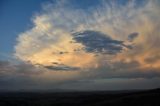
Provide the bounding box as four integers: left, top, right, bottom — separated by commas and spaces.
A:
0, 0, 160, 91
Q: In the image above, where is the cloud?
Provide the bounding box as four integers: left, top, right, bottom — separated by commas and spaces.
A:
0, 60, 43, 90
72, 30, 127, 54
128, 32, 139, 42
43, 64, 80, 71
0, 60, 81, 90
8, 0, 160, 90
15, 0, 160, 71
0, 60, 43, 76
57, 77, 160, 90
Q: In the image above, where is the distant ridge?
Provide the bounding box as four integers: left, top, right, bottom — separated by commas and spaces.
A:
0, 88, 160, 106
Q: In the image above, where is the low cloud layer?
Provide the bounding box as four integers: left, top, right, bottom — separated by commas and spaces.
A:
43, 64, 80, 71
1, 0, 160, 90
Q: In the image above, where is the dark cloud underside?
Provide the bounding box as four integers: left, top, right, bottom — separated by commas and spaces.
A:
128, 32, 139, 42
72, 30, 126, 54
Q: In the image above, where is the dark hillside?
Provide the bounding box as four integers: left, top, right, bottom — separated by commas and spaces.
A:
0, 88, 160, 106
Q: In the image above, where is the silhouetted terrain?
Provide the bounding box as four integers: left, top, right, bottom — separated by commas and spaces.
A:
0, 88, 160, 106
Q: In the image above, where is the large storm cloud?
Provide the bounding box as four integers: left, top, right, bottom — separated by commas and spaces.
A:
1, 0, 159, 90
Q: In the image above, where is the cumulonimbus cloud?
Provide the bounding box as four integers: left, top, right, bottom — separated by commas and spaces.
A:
10, 0, 160, 89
